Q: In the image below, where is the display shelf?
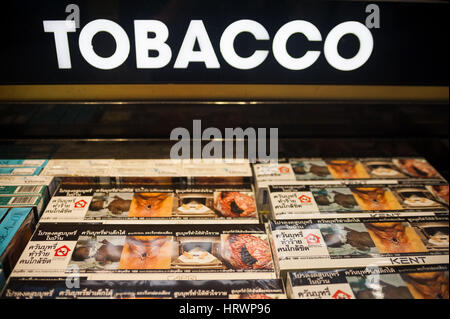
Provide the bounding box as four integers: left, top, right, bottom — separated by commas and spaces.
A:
1, 138, 448, 180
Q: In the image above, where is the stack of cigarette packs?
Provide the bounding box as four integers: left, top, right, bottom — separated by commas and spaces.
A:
0, 174, 59, 292
0, 159, 48, 177
257, 157, 449, 299
2, 159, 286, 299
1, 157, 448, 299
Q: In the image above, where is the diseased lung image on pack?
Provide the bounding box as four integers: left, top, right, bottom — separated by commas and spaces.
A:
214, 191, 257, 218
221, 234, 273, 270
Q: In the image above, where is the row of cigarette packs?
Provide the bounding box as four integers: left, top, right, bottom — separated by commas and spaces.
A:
266, 180, 449, 220
17, 179, 450, 225
41, 159, 253, 178
0, 160, 48, 176
255, 157, 445, 181
253, 157, 447, 212
0, 160, 256, 297
4, 264, 448, 299
1, 156, 445, 180
1, 213, 448, 299
2, 156, 446, 182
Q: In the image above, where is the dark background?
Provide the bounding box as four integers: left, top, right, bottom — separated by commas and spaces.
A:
0, 0, 448, 178
0, 0, 448, 85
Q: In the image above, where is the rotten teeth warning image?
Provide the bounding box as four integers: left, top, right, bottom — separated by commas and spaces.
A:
286, 264, 449, 299
10, 223, 276, 280
269, 215, 449, 277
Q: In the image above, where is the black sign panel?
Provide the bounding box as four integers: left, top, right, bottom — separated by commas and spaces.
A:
0, 0, 448, 85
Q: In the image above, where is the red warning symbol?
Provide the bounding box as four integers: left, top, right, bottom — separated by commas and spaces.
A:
298, 195, 312, 203
305, 233, 320, 244
278, 166, 290, 174
54, 245, 71, 257
74, 199, 87, 208
332, 290, 352, 299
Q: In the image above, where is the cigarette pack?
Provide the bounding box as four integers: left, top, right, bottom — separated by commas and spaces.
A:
0, 192, 49, 222
2, 278, 286, 299
40, 159, 115, 177
0, 167, 44, 176
0, 176, 58, 221
285, 264, 449, 299
267, 181, 448, 220
0, 175, 58, 197
181, 159, 252, 179
0, 159, 48, 168
0, 207, 36, 279
268, 215, 449, 280
41, 159, 252, 180
10, 223, 276, 280
252, 163, 296, 214
0, 157, 48, 177
39, 183, 261, 224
